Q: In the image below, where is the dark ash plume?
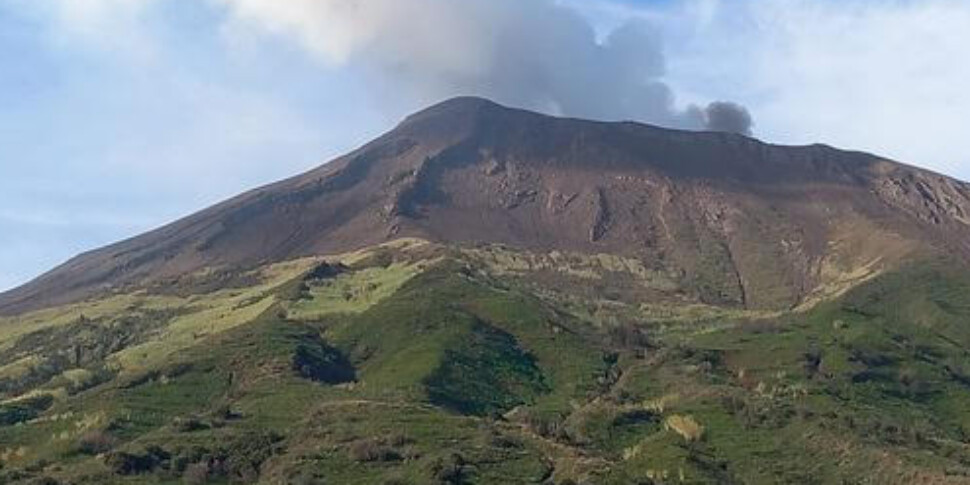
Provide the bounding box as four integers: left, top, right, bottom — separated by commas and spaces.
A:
703, 101, 754, 135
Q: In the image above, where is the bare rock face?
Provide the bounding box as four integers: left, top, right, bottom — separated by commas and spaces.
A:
3, 97, 969, 314
873, 163, 970, 227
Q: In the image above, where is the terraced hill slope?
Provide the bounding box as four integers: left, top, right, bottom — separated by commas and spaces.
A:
4, 240, 970, 483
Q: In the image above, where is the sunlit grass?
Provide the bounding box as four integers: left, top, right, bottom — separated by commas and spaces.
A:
288, 260, 433, 320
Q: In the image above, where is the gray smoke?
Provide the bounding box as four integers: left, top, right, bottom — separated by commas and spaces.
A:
703, 102, 754, 136
217, 0, 754, 133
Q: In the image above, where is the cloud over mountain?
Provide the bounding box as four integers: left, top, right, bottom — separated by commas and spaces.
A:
212, 0, 754, 132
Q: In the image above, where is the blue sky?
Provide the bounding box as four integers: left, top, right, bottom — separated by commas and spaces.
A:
2, 0, 969, 291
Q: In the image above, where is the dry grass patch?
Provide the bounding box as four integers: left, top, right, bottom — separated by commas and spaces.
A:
664, 414, 704, 442
462, 246, 678, 291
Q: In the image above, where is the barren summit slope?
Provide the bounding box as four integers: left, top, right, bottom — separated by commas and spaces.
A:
3, 96, 970, 314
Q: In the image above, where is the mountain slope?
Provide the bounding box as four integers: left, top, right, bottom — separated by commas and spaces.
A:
5, 241, 970, 483
4, 97, 970, 315
5, 98, 970, 484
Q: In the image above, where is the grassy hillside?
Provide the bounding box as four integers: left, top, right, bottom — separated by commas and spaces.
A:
2, 241, 970, 483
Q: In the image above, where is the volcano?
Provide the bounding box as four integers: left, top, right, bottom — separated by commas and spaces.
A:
4, 98, 970, 484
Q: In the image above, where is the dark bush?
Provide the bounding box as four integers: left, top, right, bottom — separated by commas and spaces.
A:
804, 348, 823, 378
162, 362, 194, 379
0, 395, 54, 426
219, 432, 284, 482
104, 452, 157, 475
848, 346, 897, 368
305, 261, 348, 280
488, 434, 522, 449
77, 430, 118, 455
430, 453, 470, 484
104, 445, 171, 475
608, 324, 652, 349
210, 403, 242, 421
291, 338, 355, 384
349, 439, 402, 463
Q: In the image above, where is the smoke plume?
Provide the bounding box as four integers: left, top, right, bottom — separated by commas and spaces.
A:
703, 102, 753, 135
215, 0, 754, 133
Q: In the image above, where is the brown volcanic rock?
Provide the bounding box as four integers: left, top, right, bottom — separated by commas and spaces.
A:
3, 97, 970, 314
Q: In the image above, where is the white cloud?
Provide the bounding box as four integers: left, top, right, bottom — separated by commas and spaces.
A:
208, 0, 761, 132
661, 0, 970, 178
2, 0, 158, 55
212, 0, 428, 65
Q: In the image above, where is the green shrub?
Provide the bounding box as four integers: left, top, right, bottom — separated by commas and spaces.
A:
0, 394, 54, 426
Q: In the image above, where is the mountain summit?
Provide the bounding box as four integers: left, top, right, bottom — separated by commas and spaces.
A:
4, 97, 969, 314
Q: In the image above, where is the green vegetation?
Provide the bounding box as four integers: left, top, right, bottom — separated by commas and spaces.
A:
424, 320, 549, 416
0, 394, 53, 426
287, 259, 430, 320
3, 242, 970, 483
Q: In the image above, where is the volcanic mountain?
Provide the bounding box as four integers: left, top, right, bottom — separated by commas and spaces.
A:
7, 98, 970, 484
3, 96, 969, 315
